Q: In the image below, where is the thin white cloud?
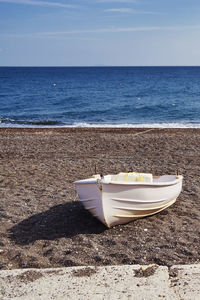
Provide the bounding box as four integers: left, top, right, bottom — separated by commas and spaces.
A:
105, 8, 159, 14
0, 0, 77, 8
105, 8, 133, 13
36, 25, 200, 35
2, 25, 200, 38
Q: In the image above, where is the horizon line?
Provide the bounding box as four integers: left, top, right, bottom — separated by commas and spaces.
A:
1, 65, 200, 68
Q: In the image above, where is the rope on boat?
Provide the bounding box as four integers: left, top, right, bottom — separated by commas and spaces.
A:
61, 128, 164, 162
129, 128, 160, 137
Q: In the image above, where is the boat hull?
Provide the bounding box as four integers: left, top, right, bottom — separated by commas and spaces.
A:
74, 175, 183, 227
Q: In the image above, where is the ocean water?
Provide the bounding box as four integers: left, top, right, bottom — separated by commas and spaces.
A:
0, 66, 200, 128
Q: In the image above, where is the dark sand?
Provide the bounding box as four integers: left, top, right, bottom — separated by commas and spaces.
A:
0, 128, 199, 270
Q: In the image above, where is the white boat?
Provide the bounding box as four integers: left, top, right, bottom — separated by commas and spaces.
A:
74, 173, 183, 227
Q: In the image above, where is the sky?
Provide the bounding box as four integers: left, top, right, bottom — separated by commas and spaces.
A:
1, 0, 200, 66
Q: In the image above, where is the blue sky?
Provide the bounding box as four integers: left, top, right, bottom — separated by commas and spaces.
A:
1, 0, 200, 66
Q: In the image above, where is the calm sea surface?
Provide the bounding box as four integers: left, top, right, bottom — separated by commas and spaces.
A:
0, 66, 200, 128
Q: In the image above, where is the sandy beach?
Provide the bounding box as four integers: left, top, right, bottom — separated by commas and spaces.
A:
0, 128, 199, 271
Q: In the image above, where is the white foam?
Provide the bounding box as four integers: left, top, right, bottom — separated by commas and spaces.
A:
1, 122, 200, 129
62, 122, 200, 129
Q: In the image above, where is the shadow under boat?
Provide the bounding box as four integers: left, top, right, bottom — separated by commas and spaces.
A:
9, 201, 107, 246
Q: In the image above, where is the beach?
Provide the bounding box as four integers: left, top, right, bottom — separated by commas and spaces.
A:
0, 128, 199, 271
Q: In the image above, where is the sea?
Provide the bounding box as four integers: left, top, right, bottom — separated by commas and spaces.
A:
0, 66, 200, 128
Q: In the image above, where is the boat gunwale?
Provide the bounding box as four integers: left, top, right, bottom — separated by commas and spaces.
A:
74, 175, 183, 187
